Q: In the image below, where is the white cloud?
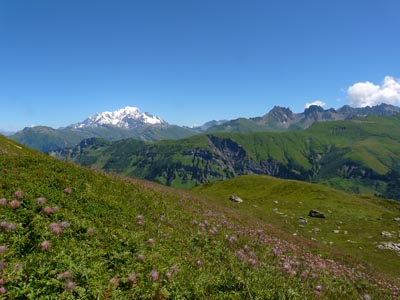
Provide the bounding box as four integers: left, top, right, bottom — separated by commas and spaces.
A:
347, 76, 400, 107
305, 100, 326, 109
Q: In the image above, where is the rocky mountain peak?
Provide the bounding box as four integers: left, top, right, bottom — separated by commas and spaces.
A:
70, 106, 166, 129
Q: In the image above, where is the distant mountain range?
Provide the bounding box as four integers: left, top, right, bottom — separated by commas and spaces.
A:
0, 130, 15, 136
51, 114, 400, 200
9, 103, 400, 152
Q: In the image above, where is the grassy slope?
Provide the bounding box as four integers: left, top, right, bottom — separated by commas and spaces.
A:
193, 175, 400, 283
1, 137, 399, 299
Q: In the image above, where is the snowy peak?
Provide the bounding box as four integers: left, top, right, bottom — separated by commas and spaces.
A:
72, 106, 166, 129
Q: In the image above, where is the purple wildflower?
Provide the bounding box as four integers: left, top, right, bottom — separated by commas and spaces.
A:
40, 241, 52, 251
109, 277, 119, 286
49, 223, 63, 235
128, 273, 137, 284
35, 197, 46, 205
13, 190, 23, 199
42, 206, 54, 215
9, 200, 21, 209
63, 188, 72, 195
65, 280, 77, 291
149, 269, 159, 281
58, 271, 73, 280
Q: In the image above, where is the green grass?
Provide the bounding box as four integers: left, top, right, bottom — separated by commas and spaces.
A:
193, 175, 400, 283
1, 136, 399, 298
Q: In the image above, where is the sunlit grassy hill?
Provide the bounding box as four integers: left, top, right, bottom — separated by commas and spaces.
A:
0, 135, 399, 299
193, 175, 400, 283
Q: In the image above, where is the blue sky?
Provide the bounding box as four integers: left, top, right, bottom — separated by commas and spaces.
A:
1, 0, 400, 131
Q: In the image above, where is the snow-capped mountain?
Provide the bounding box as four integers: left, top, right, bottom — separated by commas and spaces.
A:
71, 106, 166, 129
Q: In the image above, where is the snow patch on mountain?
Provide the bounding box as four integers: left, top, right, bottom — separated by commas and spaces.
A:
72, 106, 166, 129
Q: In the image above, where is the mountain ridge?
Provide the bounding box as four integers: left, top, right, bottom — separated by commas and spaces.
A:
10, 103, 400, 152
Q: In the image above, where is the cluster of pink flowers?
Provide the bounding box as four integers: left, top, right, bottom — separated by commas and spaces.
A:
63, 188, 72, 195
109, 277, 119, 286
35, 197, 46, 205
149, 269, 159, 281
13, 190, 23, 199
0, 221, 16, 232
0, 246, 7, 254
235, 246, 259, 268
40, 241, 52, 251
49, 223, 63, 235
42, 206, 59, 216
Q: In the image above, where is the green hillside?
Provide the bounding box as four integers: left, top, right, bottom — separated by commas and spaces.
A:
1, 135, 400, 298
53, 115, 400, 199
193, 175, 400, 285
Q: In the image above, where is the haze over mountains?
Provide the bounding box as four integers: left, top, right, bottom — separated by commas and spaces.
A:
9, 103, 400, 152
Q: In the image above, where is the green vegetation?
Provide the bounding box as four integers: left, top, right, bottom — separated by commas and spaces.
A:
1, 135, 399, 298
53, 115, 400, 199
193, 175, 400, 282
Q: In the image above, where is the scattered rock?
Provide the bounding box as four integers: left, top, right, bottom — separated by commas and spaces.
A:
274, 201, 279, 204
229, 195, 243, 203
308, 210, 326, 219
343, 231, 348, 235
298, 217, 308, 225
333, 230, 340, 234
381, 231, 392, 238
377, 242, 400, 255
393, 217, 400, 222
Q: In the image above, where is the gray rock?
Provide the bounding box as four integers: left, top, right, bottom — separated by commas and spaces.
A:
229, 195, 243, 203
377, 242, 400, 254
308, 210, 326, 219
381, 231, 392, 238
298, 217, 308, 224
393, 217, 400, 222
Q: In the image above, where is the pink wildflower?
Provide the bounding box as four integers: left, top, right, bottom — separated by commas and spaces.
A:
35, 197, 46, 205
109, 277, 119, 286
128, 273, 137, 284
42, 206, 54, 215
228, 235, 237, 243
0, 278, 5, 285
65, 280, 77, 291
149, 269, 159, 281
0, 198, 6, 206
137, 254, 145, 261
363, 295, 371, 300
40, 241, 52, 251
0, 246, 7, 254
58, 271, 73, 280
49, 222, 63, 235
315, 285, 323, 295
196, 260, 203, 267
63, 188, 72, 195
166, 271, 172, 280
148, 238, 155, 245
86, 228, 94, 236
9, 200, 21, 209
0, 287, 6, 293
13, 190, 23, 199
